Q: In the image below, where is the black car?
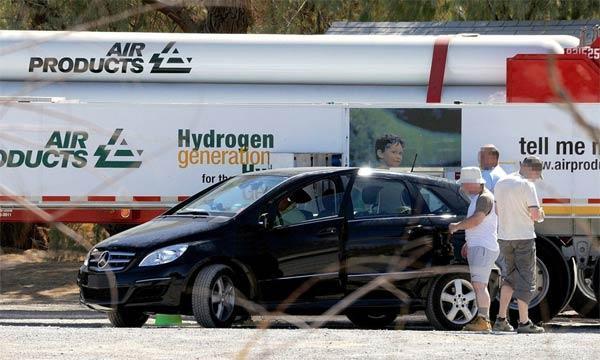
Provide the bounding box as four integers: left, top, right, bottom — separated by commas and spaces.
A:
78, 167, 488, 330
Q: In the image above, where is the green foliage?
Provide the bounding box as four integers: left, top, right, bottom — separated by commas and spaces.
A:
0, 0, 178, 32
48, 224, 108, 252
1, 0, 598, 34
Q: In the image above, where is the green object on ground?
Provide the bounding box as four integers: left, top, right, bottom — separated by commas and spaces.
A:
154, 314, 182, 327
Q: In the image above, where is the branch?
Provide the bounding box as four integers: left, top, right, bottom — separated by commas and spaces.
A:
142, 0, 204, 33
143, 0, 251, 33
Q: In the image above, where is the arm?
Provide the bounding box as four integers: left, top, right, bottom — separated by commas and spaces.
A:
449, 212, 486, 233
449, 193, 493, 234
525, 182, 543, 222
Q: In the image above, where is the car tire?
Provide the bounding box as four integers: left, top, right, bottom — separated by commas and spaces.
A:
426, 273, 478, 330
346, 309, 398, 329
107, 309, 149, 327
490, 239, 573, 325
570, 261, 600, 318
191, 264, 237, 328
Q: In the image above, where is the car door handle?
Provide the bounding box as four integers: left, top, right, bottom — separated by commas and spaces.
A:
317, 227, 337, 237
406, 225, 423, 237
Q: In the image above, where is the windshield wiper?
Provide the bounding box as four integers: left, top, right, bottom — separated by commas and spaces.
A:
174, 210, 210, 216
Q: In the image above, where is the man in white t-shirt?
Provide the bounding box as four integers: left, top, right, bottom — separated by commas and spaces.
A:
493, 156, 545, 334
449, 167, 499, 332
479, 144, 507, 193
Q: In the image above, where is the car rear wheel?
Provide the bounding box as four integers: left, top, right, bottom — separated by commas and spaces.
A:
426, 274, 477, 330
346, 309, 398, 329
191, 264, 237, 328
107, 309, 149, 327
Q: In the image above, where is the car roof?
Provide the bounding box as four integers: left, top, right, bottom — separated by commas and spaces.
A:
241, 167, 457, 186
240, 167, 356, 177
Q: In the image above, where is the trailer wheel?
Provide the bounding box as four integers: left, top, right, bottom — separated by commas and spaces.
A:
491, 238, 573, 325
346, 309, 398, 329
594, 260, 600, 308
570, 260, 600, 318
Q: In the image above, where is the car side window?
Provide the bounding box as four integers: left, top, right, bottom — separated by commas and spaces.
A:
351, 177, 413, 218
275, 179, 340, 227
418, 185, 453, 215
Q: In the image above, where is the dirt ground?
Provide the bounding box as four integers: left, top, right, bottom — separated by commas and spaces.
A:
0, 250, 82, 305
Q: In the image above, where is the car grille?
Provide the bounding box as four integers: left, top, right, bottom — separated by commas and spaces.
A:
88, 250, 135, 272
81, 287, 129, 303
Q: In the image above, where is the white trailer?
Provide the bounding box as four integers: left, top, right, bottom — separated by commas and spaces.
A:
0, 30, 598, 320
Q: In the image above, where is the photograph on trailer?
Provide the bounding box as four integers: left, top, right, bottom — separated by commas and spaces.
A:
349, 108, 462, 170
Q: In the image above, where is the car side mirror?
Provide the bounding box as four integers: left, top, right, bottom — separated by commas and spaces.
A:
258, 212, 271, 230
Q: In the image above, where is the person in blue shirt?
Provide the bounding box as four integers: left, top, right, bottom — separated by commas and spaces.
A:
479, 144, 507, 193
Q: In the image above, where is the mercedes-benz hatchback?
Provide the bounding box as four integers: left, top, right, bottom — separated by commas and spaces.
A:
78, 167, 487, 330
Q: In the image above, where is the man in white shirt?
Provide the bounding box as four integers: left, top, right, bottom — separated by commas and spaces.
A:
479, 144, 507, 193
449, 167, 499, 332
493, 156, 545, 334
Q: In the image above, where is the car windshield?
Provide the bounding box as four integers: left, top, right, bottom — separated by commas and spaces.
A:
175, 175, 287, 216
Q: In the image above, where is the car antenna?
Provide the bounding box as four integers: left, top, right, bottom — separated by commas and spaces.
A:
410, 153, 418, 173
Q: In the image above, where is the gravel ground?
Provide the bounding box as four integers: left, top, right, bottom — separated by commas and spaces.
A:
1, 306, 599, 360
2, 256, 599, 359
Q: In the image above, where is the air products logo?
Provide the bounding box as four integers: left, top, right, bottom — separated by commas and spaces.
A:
28, 41, 192, 75
0, 129, 143, 169
149, 42, 192, 74
94, 129, 143, 168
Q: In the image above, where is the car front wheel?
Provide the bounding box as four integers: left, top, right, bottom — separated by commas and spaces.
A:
191, 264, 237, 328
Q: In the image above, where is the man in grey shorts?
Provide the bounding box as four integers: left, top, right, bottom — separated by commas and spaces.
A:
493, 156, 545, 334
449, 167, 499, 332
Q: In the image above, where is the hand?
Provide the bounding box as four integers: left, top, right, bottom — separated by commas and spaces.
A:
461, 244, 468, 258
449, 222, 460, 234
539, 207, 545, 222
529, 207, 543, 222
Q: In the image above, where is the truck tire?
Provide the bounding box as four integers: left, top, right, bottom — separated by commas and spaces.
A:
346, 309, 398, 329
491, 238, 573, 325
570, 261, 600, 318
425, 274, 477, 330
107, 309, 149, 327
594, 260, 600, 307
191, 264, 237, 328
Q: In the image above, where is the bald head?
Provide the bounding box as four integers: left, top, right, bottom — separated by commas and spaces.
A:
479, 144, 500, 170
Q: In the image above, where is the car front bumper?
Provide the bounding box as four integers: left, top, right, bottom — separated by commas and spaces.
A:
77, 262, 194, 313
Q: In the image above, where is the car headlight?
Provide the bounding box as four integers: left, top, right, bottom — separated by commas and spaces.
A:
139, 244, 189, 267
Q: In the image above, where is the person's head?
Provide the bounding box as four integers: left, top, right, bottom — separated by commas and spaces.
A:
277, 196, 293, 212
479, 144, 500, 170
520, 155, 543, 181
457, 166, 486, 195
375, 134, 404, 169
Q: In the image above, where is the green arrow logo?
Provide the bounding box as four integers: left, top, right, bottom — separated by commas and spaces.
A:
94, 129, 143, 168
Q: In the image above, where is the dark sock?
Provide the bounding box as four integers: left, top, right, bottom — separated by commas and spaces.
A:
497, 317, 506, 322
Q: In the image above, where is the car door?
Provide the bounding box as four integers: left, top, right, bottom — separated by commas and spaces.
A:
258, 176, 348, 305
412, 181, 469, 264
343, 174, 435, 292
